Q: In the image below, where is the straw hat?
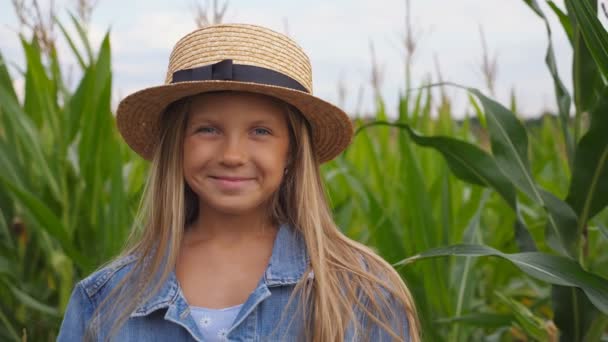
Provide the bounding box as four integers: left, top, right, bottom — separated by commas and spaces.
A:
116, 23, 353, 163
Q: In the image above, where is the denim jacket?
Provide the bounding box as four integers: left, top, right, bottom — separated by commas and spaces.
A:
57, 224, 410, 341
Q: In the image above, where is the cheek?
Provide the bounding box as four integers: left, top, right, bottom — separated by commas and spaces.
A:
262, 142, 288, 166
182, 141, 196, 174
257, 143, 289, 175
182, 138, 211, 178
183, 137, 213, 161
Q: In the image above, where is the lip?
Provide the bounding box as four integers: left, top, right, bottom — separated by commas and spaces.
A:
210, 176, 254, 181
209, 176, 255, 191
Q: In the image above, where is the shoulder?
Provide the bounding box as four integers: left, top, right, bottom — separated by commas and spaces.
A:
57, 255, 139, 341
79, 254, 138, 300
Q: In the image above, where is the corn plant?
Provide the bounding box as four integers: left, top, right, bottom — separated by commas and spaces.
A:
0, 16, 146, 340
324, 0, 608, 340
0, 1, 607, 341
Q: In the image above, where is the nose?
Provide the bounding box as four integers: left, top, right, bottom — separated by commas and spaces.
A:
219, 134, 247, 167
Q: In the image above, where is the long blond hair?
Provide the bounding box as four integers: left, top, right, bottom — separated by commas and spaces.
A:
87, 91, 421, 341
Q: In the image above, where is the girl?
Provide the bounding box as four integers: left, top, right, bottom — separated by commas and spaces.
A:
58, 23, 420, 341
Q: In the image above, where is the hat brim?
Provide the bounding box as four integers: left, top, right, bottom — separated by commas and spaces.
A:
116, 80, 354, 163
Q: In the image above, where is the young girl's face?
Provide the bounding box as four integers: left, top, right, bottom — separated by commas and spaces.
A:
183, 91, 290, 217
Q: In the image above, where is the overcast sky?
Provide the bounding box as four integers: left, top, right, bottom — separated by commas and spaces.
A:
1, 0, 607, 118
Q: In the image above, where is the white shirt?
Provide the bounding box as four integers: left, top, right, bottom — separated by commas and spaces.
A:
190, 303, 244, 341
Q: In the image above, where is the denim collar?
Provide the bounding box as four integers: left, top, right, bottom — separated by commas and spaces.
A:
131, 222, 311, 317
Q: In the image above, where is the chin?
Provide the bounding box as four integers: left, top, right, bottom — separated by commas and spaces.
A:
208, 199, 267, 215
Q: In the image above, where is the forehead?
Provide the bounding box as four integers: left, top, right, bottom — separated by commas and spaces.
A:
188, 91, 286, 124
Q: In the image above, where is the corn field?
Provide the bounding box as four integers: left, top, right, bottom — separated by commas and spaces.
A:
1, 0, 607, 341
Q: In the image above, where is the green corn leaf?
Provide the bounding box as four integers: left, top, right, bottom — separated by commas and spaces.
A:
69, 12, 94, 64
391, 109, 453, 318
20, 37, 49, 128
532, 4, 608, 338
0, 137, 27, 191
0, 60, 62, 205
0, 174, 91, 270
407, 82, 575, 257
565, 0, 608, 79
582, 315, 608, 342
0, 173, 69, 243
54, 16, 87, 70
7, 283, 60, 316
495, 291, 550, 341
467, 88, 531, 197
546, 1, 573, 43
107, 144, 129, 256
566, 87, 608, 233
435, 313, 514, 328
468, 88, 578, 258
355, 120, 537, 255
0, 255, 11, 276
571, 1, 603, 112
364, 185, 405, 263
0, 53, 18, 102
408, 85, 425, 126
468, 93, 486, 129
514, 217, 538, 253
78, 33, 112, 227
51, 251, 74, 312
552, 285, 600, 342
450, 190, 489, 341
355, 121, 516, 208
65, 62, 94, 143
0, 205, 9, 236
0, 209, 14, 251
396, 243, 608, 315
522, 0, 574, 164
20, 36, 61, 143
0, 307, 20, 342
539, 189, 579, 258
599, 223, 608, 241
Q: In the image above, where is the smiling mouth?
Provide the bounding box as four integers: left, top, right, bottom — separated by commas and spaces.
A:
208, 176, 255, 190
210, 176, 254, 181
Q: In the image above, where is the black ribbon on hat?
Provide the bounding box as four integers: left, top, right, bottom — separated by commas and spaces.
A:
171, 59, 309, 93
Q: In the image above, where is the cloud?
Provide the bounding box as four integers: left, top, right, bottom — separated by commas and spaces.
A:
219, 0, 573, 117
109, 12, 195, 55
1, 0, 576, 118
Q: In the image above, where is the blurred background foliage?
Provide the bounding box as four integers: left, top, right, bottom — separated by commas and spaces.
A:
0, 0, 607, 341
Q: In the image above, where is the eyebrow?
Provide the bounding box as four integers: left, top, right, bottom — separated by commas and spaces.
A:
248, 119, 278, 126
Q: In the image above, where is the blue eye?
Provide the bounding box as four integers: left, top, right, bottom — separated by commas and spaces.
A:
253, 128, 271, 135
196, 126, 217, 134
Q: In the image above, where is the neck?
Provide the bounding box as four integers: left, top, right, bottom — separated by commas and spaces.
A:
186, 204, 277, 245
